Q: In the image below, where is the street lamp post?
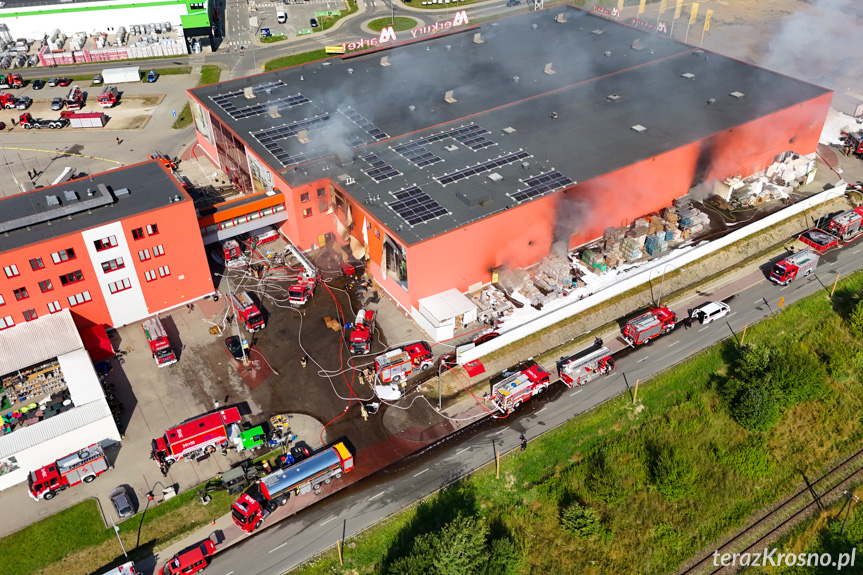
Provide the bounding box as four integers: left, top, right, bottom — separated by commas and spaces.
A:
108, 514, 128, 558
816, 187, 847, 230
217, 272, 248, 366
656, 263, 685, 307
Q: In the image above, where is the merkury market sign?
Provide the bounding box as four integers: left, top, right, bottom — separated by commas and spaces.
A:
340, 11, 469, 52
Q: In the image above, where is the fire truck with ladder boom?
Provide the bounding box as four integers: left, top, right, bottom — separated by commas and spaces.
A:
621, 307, 677, 346
374, 341, 434, 383
348, 309, 376, 354
65, 85, 84, 110
490, 361, 551, 414
97, 86, 119, 108
151, 408, 242, 468
28, 443, 110, 500
557, 342, 615, 388
231, 441, 354, 533
229, 291, 265, 332
142, 316, 177, 367
285, 243, 319, 305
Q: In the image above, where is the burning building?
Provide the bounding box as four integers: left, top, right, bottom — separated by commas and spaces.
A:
188, 6, 831, 328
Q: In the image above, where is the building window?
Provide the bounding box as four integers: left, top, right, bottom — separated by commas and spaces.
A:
3, 264, 19, 278
93, 235, 118, 251
101, 257, 125, 273
59, 270, 84, 286
29, 257, 45, 271
67, 291, 91, 307
300, 192, 310, 203
317, 187, 326, 197
0, 316, 13, 330
319, 201, 328, 213
158, 265, 170, 278
108, 278, 132, 294
51, 248, 76, 264
13, 287, 28, 301
146, 223, 159, 236
138, 249, 151, 261
0, 294, 4, 305
132, 227, 144, 240
145, 270, 157, 282
38, 279, 53, 293
375, 228, 381, 239
47, 301, 61, 314
153, 245, 165, 257
190, 2, 204, 9
22, 309, 37, 322
302, 208, 312, 218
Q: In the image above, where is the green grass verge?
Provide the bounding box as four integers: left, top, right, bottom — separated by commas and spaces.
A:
172, 64, 221, 130
312, 0, 358, 32
140, 65, 192, 82
293, 270, 863, 574
264, 49, 330, 72
367, 17, 418, 32
260, 34, 288, 43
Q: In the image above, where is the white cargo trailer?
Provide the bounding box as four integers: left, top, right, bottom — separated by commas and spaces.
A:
101, 67, 141, 84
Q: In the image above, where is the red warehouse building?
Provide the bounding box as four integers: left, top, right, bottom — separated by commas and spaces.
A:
186, 6, 831, 323
0, 161, 214, 331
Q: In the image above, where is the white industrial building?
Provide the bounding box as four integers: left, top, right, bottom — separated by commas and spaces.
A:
0, 310, 120, 492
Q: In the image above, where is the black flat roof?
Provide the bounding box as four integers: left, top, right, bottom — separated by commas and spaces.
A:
192, 6, 830, 246
0, 161, 186, 253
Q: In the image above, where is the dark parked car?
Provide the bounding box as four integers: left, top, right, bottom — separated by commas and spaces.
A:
47, 77, 59, 87
15, 96, 32, 110
109, 486, 135, 519
506, 0, 521, 5
57, 77, 72, 87
51, 97, 64, 111
310, 17, 318, 27
224, 336, 245, 361
32, 79, 45, 90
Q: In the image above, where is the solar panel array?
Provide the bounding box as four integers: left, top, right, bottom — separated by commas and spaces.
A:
216, 94, 310, 120
435, 151, 531, 186
452, 124, 495, 151
251, 114, 331, 144
340, 107, 388, 141
387, 186, 449, 226
391, 140, 443, 168
272, 148, 332, 168
391, 123, 496, 167
509, 171, 575, 203
209, 81, 287, 114
361, 153, 401, 182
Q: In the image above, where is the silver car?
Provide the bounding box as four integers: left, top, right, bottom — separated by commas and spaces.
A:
109, 485, 135, 519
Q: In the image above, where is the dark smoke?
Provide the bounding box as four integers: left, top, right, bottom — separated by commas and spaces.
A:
552, 193, 593, 253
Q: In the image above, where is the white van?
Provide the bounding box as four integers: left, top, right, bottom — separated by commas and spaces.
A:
277, 10, 287, 23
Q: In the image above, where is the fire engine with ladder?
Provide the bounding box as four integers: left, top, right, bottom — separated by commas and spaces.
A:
150, 408, 242, 468
97, 86, 119, 108
219, 238, 249, 269
285, 243, 319, 305
621, 307, 677, 346
65, 85, 84, 110
142, 316, 177, 367
348, 309, 376, 354
557, 342, 615, 387
374, 341, 434, 383
490, 361, 551, 414
28, 444, 110, 500
229, 291, 265, 332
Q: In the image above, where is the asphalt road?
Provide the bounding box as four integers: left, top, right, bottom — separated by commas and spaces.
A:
198, 230, 861, 575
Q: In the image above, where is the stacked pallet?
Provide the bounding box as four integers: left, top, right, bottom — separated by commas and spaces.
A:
539, 253, 574, 285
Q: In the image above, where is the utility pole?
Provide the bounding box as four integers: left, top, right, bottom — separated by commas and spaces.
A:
220, 273, 248, 366
109, 515, 128, 558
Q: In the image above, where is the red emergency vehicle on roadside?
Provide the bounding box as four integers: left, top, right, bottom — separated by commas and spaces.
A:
349, 309, 376, 354
142, 316, 177, 367
621, 307, 677, 346
161, 539, 216, 575
229, 291, 265, 332
825, 206, 863, 241
557, 344, 615, 387
374, 341, 434, 383
28, 444, 109, 500
490, 362, 551, 414
151, 408, 242, 467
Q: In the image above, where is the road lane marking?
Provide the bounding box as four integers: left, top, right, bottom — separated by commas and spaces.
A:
728, 312, 737, 317
321, 516, 337, 526
456, 447, 470, 455
226, 572, 234, 575
699, 326, 710, 332
780, 285, 789, 291
369, 491, 385, 501
537, 407, 547, 414
269, 543, 288, 553
854, 249, 862, 255
414, 468, 429, 477
669, 341, 680, 347
754, 299, 762, 304
637, 357, 648, 363
489, 429, 503, 436
570, 389, 583, 396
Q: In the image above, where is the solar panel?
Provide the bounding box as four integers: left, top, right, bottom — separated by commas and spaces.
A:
387, 186, 449, 226
208, 81, 288, 115
361, 153, 401, 182
435, 151, 532, 186
250, 114, 331, 144
339, 107, 389, 141
509, 171, 575, 203
274, 148, 332, 167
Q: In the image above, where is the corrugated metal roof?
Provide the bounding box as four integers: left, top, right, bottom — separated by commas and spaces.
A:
0, 400, 114, 458
0, 309, 82, 375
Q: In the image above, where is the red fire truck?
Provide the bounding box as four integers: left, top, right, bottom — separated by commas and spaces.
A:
151, 408, 242, 467
557, 344, 615, 387
769, 248, 819, 285
97, 561, 139, 575
98, 86, 119, 108
161, 539, 217, 575
229, 291, 265, 332
490, 361, 551, 414
65, 85, 84, 110
142, 316, 177, 367
349, 309, 376, 354
231, 442, 354, 533
289, 274, 318, 306
825, 206, 863, 241
0, 93, 17, 109
221, 238, 248, 269
621, 307, 677, 346
28, 444, 110, 500
374, 341, 434, 383
0, 73, 24, 89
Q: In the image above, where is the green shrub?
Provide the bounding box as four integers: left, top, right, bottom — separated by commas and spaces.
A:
731, 385, 780, 431
560, 502, 607, 539
649, 445, 696, 500
583, 448, 623, 505
433, 515, 489, 575
849, 299, 863, 338
728, 437, 774, 480
735, 343, 772, 381
768, 343, 827, 407
484, 537, 520, 575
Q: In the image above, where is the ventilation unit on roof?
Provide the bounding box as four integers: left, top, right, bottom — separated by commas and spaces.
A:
544, 63, 555, 75
604, 50, 612, 57
607, 94, 621, 102
268, 105, 280, 118
531, 23, 538, 30
445, 144, 459, 152
114, 187, 130, 196
63, 190, 78, 202
707, 98, 716, 105
631, 125, 647, 133
502, 126, 516, 135
86, 188, 95, 197
347, 68, 354, 75
681, 72, 695, 79
45, 195, 60, 206
513, 76, 520, 83
445, 90, 457, 104
297, 129, 310, 144
380, 56, 390, 67
446, 45, 452, 51
730, 91, 745, 99
243, 86, 255, 99
693, 50, 705, 56
474, 32, 484, 44
488, 173, 503, 183
556, 12, 567, 23
408, 105, 416, 112
592, 29, 604, 34
631, 38, 643, 50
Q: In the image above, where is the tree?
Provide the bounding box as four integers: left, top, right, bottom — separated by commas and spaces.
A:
387, 532, 437, 575
432, 515, 490, 575
560, 502, 606, 539
849, 299, 863, 338
650, 445, 697, 500
768, 343, 827, 407
731, 384, 780, 431
483, 537, 520, 575
735, 343, 772, 382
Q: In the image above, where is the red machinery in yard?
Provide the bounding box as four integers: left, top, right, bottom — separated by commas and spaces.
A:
349, 309, 376, 354
28, 444, 109, 500
0, 73, 24, 89
557, 344, 615, 387
797, 228, 839, 254
769, 248, 819, 285
374, 341, 434, 383
231, 442, 355, 534
0, 93, 16, 109
285, 243, 319, 305
490, 361, 551, 414
229, 291, 265, 332
825, 206, 863, 241
621, 307, 677, 346
142, 316, 177, 367
98, 86, 119, 108
19, 112, 69, 129
65, 85, 84, 110
150, 408, 242, 467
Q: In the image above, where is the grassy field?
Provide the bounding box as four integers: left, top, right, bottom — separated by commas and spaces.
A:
260, 35, 288, 44
313, 0, 358, 32
294, 271, 863, 574
172, 64, 221, 129
264, 50, 330, 73
368, 17, 418, 32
